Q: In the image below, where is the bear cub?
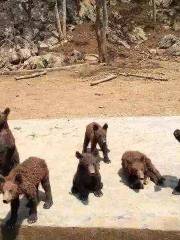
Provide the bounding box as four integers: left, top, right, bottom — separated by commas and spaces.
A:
121, 151, 165, 190
0, 108, 19, 176
83, 122, 110, 163
71, 151, 103, 201
0, 157, 53, 227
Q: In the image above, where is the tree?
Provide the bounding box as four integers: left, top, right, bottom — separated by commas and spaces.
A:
152, 0, 157, 29
54, 0, 63, 41
62, 0, 67, 39
95, 0, 108, 63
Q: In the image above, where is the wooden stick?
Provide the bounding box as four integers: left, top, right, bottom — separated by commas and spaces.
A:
15, 71, 47, 80
0, 63, 90, 76
90, 74, 117, 86
118, 72, 168, 81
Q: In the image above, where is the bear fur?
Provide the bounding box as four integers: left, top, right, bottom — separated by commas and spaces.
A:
0, 157, 53, 226
83, 122, 110, 163
173, 129, 180, 194
0, 108, 19, 176
71, 151, 103, 201
174, 129, 180, 142
121, 151, 165, 190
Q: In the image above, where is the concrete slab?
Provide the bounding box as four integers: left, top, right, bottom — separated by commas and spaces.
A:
0, 117, 180, 231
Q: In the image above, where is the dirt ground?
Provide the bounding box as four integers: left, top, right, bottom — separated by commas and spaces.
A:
0, 58, 179, 119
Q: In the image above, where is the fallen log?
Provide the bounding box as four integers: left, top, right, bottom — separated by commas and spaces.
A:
15, 71, 47, 80
0, 63, 90, 76
90, 74, 117, 86
118, 72, 168, 81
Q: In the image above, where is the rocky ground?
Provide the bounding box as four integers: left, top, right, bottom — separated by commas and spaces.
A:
0, 0, 179, 72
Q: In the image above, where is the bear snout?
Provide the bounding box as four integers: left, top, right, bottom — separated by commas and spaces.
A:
3, 200, 8, 204
88, 165, 96, 175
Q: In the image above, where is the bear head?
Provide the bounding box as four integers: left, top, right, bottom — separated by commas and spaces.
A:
93, 123, 109, 151
0, 108, 10, 128
0, 174, 22, 203
76, 151, 99, 176
129, 162, 146, 189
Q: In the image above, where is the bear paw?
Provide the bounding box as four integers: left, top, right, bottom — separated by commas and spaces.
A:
43, 200, 53, 209
94, 190, 103, 197
27, 213, 37, 224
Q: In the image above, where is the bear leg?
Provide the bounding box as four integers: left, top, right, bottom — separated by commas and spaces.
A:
6, 197, 20, 228
41, 177, 53, 209
27, 197, 38, 224
83, 134, 90, 153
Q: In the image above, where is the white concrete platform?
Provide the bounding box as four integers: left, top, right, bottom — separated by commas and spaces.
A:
0, 117, 180, 231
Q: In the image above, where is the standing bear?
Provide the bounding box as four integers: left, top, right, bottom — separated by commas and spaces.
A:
71, 151, 103, 201
0, 108, 19, 176
121, 151, 165, 190
83, 122, 110, 163
0, 157, 53, 227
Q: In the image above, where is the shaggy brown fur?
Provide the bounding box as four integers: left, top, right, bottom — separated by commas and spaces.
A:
121, 151, 165, 190
71, 151, 103, 202
0, 108, 19, 176
0, 157, 53, 226
83, 122, 110, 163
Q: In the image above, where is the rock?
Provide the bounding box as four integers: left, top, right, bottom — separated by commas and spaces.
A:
42, 53, 65, 68
155, 0, 173, 8
79, 0, 96, 22
131, 27, 147, 44
108, 33, 130, 49
159, 34, 177, 49
18, 48, 31, 62
167, 41, 180, 56
173, 20, 180, 31
65, 50, 85, 64
9, 49, 20, 65
85, 54, 99, 63
149, 49, 157, 55
38, 41, 49, 51
46, 36, 59, 46
23, 56, 46, 69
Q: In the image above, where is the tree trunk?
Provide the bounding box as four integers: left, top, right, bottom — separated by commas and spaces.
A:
152, 0, 157, 29
54, 0, 63, 41
95, 0, 108, 63
62, 0, 67, 38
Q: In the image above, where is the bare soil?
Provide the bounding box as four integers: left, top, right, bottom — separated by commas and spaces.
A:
0, 58, 179, 119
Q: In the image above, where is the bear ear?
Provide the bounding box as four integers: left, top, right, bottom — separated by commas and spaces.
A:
3, 108, 10, 116
75, 151, 83, 160
93, 124, 99, 131
15, 174, 22, 184
0, 175, 5, 183
103, 123, 108, 130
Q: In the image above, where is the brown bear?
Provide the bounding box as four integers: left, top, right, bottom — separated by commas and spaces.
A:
121, 151, 165, 190
83, 122, 110, 163
0, 108, 19, 176
174, 129, 180, 142
71, 151, 103, 201
0, 157, 53, 227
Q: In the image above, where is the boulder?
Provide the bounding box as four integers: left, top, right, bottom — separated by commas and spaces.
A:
167, 40, 180, 56
159, 34, 177, 49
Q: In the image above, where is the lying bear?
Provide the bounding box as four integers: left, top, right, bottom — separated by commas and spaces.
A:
121, 151, 165, 190
71, 151, 103, 201
0, 108, 19, 176
83, 122, 110, 163
0, 157, 53, 227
